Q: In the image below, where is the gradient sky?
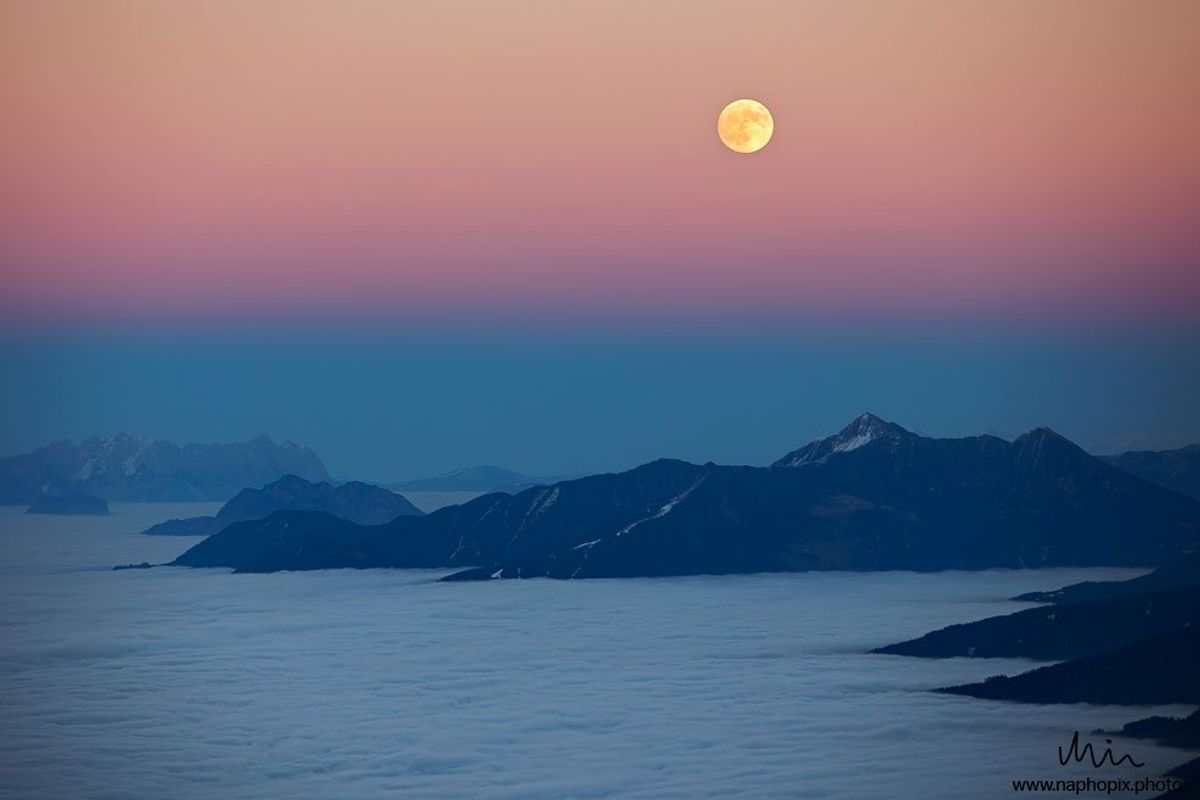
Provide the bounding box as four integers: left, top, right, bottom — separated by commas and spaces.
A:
3, 0, 1199, 323
1, 1, 1198, 478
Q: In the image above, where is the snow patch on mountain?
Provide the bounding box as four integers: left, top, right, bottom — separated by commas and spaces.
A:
616, 475, 708, 537
774, 413, 912, 468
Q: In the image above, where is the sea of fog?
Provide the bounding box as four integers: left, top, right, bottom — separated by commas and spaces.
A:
0, 504, 1194, 799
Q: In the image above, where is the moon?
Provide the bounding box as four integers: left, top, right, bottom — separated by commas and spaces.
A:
717, 99, 774, 154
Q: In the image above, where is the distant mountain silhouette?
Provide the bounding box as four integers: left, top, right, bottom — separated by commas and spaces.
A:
391, 465, 562, 494
0, 434, 331, 503
143, 474, 422, 536
1104, 444, 1200, 500
25, 490, 110, 516
173, 415, 1200, 577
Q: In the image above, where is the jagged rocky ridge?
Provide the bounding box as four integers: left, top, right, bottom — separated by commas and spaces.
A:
172, 414, 1200, 577
0, 434, 331, 503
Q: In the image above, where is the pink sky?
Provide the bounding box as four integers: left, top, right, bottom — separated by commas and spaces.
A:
2, 0, 1198, 326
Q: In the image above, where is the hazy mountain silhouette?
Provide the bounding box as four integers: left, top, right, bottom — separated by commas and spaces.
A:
1103, 444, 1200, 500
143, 474, 422, 536
0, 434, 331, 503
391, 465, 564, 494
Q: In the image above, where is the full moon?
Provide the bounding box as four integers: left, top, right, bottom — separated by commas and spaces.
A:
717, 98, 774, 154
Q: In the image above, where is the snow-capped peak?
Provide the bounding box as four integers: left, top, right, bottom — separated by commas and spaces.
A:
773, 413, 912, 467
833, 414, 906, 453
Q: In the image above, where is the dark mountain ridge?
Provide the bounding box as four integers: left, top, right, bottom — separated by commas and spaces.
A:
874, 586, 1200, 660
938, 626, 1200, 705
176, 459, 709, 570
172, 415, 1200, 577
1012, 553, 1200, 604
1103, 709, 1200, 750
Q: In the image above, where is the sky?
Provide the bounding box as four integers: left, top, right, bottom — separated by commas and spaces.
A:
1, 1, 1198, 479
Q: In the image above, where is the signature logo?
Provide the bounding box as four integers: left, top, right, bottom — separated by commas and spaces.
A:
1058, 731, 1144, 769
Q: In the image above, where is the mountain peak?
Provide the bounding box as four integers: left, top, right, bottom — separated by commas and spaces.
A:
836, 413, 910, 443
1011, 426, 1100, 477
1013, 426, 1077, 450
774, 413, 912, 468
266, 473, 326, 490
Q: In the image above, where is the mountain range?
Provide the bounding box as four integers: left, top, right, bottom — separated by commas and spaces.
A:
0, 434, 331, 503
172, 414, 1200, 577
143, 474, 423, 536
